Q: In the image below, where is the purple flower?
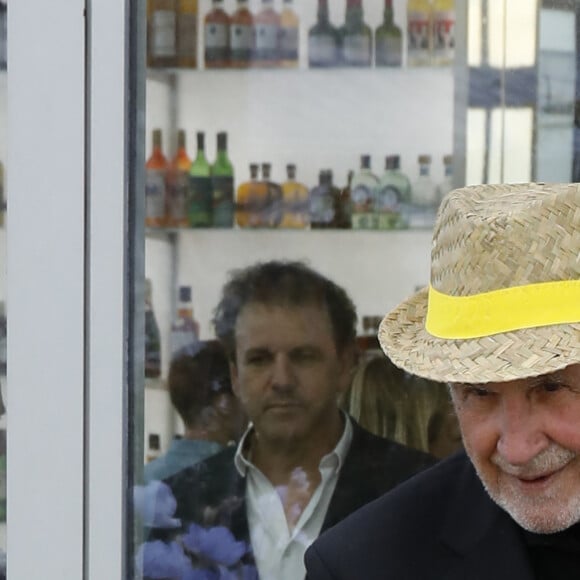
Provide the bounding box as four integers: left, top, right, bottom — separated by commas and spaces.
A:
134, 481, 181, 528
182, 523, 248, 567
136, 540, 192, 579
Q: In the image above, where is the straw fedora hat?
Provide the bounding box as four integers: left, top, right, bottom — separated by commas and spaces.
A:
379, 182, 580, 384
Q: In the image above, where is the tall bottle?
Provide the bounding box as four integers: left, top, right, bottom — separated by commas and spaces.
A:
341, 0, 372, 68
236, 163, 261, 227
145, 129, 168, 228
147, 0, 178, 68
211, 132, 235, 227
260, 163, 284, 227
376, 155, 410, 229
375, 0, 402, 67
188, 131, 213, 227
279, 0, 299, 68
432, 0, 455, 66
280, 164, 309, 228
170, 285, 200, 360
166, 130, 191, 227
309, 170, 336, 228
435, 154, 453, 204
145, 278, 162, 379
308, 0, 340, 68
204, 0, 230, 68
254, 0, 280, 67
351, 155, 379, 230
176, 0, 198, 68
407, 0, 432, 67
0, 1, 6, 71
230, 0, 255, 68
335, 170, 353, 229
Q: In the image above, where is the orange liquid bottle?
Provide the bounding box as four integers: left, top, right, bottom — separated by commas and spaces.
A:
204, 0, 230, 68
166, 130, 191, 227
230, 0, 254, 68
254, 0, 280, 67
145, 129, 168, 228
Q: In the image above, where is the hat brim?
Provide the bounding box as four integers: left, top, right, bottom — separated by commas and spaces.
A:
378, 287, 580, 384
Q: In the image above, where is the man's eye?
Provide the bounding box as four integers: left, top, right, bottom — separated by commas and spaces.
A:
539, 381, 563, 394
246, 354, 269, 365
465, 386, 492, 398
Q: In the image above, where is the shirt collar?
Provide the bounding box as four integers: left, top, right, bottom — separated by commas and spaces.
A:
234, 412, 353, 477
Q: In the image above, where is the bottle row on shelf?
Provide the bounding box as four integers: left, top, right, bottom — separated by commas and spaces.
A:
147, 0, 455, 70
145, 128, 453, 231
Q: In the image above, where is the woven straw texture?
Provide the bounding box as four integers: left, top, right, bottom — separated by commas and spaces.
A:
379, 182, 580, 383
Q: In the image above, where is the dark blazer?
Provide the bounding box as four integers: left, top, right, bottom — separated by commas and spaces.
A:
305, 451, 535, 580
160, 420, 435, 550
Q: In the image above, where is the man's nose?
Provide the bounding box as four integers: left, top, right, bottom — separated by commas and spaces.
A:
495, 394, 549, 466
271, 354, 295, 388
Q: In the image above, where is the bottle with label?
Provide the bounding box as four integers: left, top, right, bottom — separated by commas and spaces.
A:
375, 0, 402, 67
279, 0, 299, 68
310, 170, 336, 228
280, 164, 309, 228
341, 0, 372, 68
432, 0, 455, 66
147, 0, 178, 68
236, 163, 261, 227
435, 154, 453, 204
188, 131, 213, 227
409, 154, 437, 228
376, 155, 410, 229
260, 163, 284, 227
204, 0, 230, 68
176, 0, 198, 68
407, 0, 432, 67
145, 278, 162, 379
165, 130, 191, 227
170, 285, 201, 359
230, 0, 254, 68
145, 129, 168, 228
308, 0, 340, 68
254, 0, 280, 67
351, 155, 379, 230
211, 132, 235, 227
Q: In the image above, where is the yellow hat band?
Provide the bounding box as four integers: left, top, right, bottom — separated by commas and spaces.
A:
425, 279, 580, 339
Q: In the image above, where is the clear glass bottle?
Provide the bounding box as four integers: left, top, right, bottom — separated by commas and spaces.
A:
280, 164, 309, 228
409, 154, 437, 228
230, 0, 254, 68
308, 0, 340, 68
254, 0, 280, 68
407, 0, 432, 67
147, 0, 178, 68
351, 155, 379, 230
279, 0, 299, 68
375, 0, 402, 67
211, 132, 235, 227
144, 278, 162, 379
176, 0, 198, 68
170, 285, 201, 359
188, 131, 213, 227
341, 0, 372, 68
166, 129, 191, 227
376, 155, 410, 229
309, 170, 336, 228
432, 0, 455, 66
204, 0, 230, 68
145, 129, 168, 228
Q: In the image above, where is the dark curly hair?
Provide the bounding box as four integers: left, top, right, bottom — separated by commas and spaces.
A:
212, 260, 358, 361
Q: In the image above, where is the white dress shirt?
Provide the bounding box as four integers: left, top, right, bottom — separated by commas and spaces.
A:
234, 416, 353, 580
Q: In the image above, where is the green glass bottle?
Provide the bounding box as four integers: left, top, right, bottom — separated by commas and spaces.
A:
188, 131, 212, 227
308, 0, 340, 68
341, 0, 372, 67
211, 131, 235, 227
375, 0, 402, 67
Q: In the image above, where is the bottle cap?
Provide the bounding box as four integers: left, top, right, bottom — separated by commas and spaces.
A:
179, 286, 192, 302
250, 163, 259, 177
386, 155, 400, 170
196, 132, 205, 149
418, 154, 431, 164
443, 154, 453, 165
361, 155, 371, 169
217, 132, 227, 151
287, 164, 296, 178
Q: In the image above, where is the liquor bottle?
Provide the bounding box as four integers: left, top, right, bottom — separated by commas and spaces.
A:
211, 132, 235, 227
236, 163, 261, 227
145, 278, 162, 379
204, 0, 230, 68
341, 0, 372, 68
188, 131, 213, 227
176, 0, 198, 68
254, 0, 280, 67
280, 164, 309, 228
376, 155, 410, 229
407, 0, 432, 67
435, 154, 453, 204
146, 433, 161, 462
147, 0, 178, 68
335, 170, 353, 229
432, 0, 455, 66
170, 285, 201, 359
279, 0, 299, 68
0, 1, 6, 71
310, 170, 336, 228
351, 155, 379, 230
308, 0, 340, 68
166, 130, 191, 227
375, 0, 402, 67
261, 163, 284, 227
230, 0, 255, 68
411, 155, 436, 206
145, 129, 168, 228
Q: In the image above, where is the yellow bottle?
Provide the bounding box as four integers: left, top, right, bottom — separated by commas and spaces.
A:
279, 0, 299, 68
407, 0, 432, 67
280, 164, 309, 228
432, 0, 454, 66
177, 0, 198, 68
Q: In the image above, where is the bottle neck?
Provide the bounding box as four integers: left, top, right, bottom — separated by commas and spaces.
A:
317, 0, 329, 22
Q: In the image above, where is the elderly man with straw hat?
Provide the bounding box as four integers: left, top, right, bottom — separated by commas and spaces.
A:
304, 183, 580, 579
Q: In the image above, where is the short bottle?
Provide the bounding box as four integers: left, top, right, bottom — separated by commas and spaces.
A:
236, 163, 261, 227
144, 278, 162, 379
409, 154, 437, 228
375, 0, 402, 67
309, 170, 336, 228
432, 0, 455, 66
254, 0, 280, 67
147, 0, 178, 68
279, 0, 300, 68
166, 129, 191, 227
145, 129, 168, 228
341, 0, 372, 68
280, 164, 309, 228
407, 0, 432, 67
376, 155, 410, 229
204, 0, 230, 68
261, 163, 284, 227
211, 132, 235, 227
176, 0, 198, 68
188, 131, 213, 227
308, 0, 341, 68
230, 0, 254, 68
351, 155, 379, 230
170, 285, 201, 360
